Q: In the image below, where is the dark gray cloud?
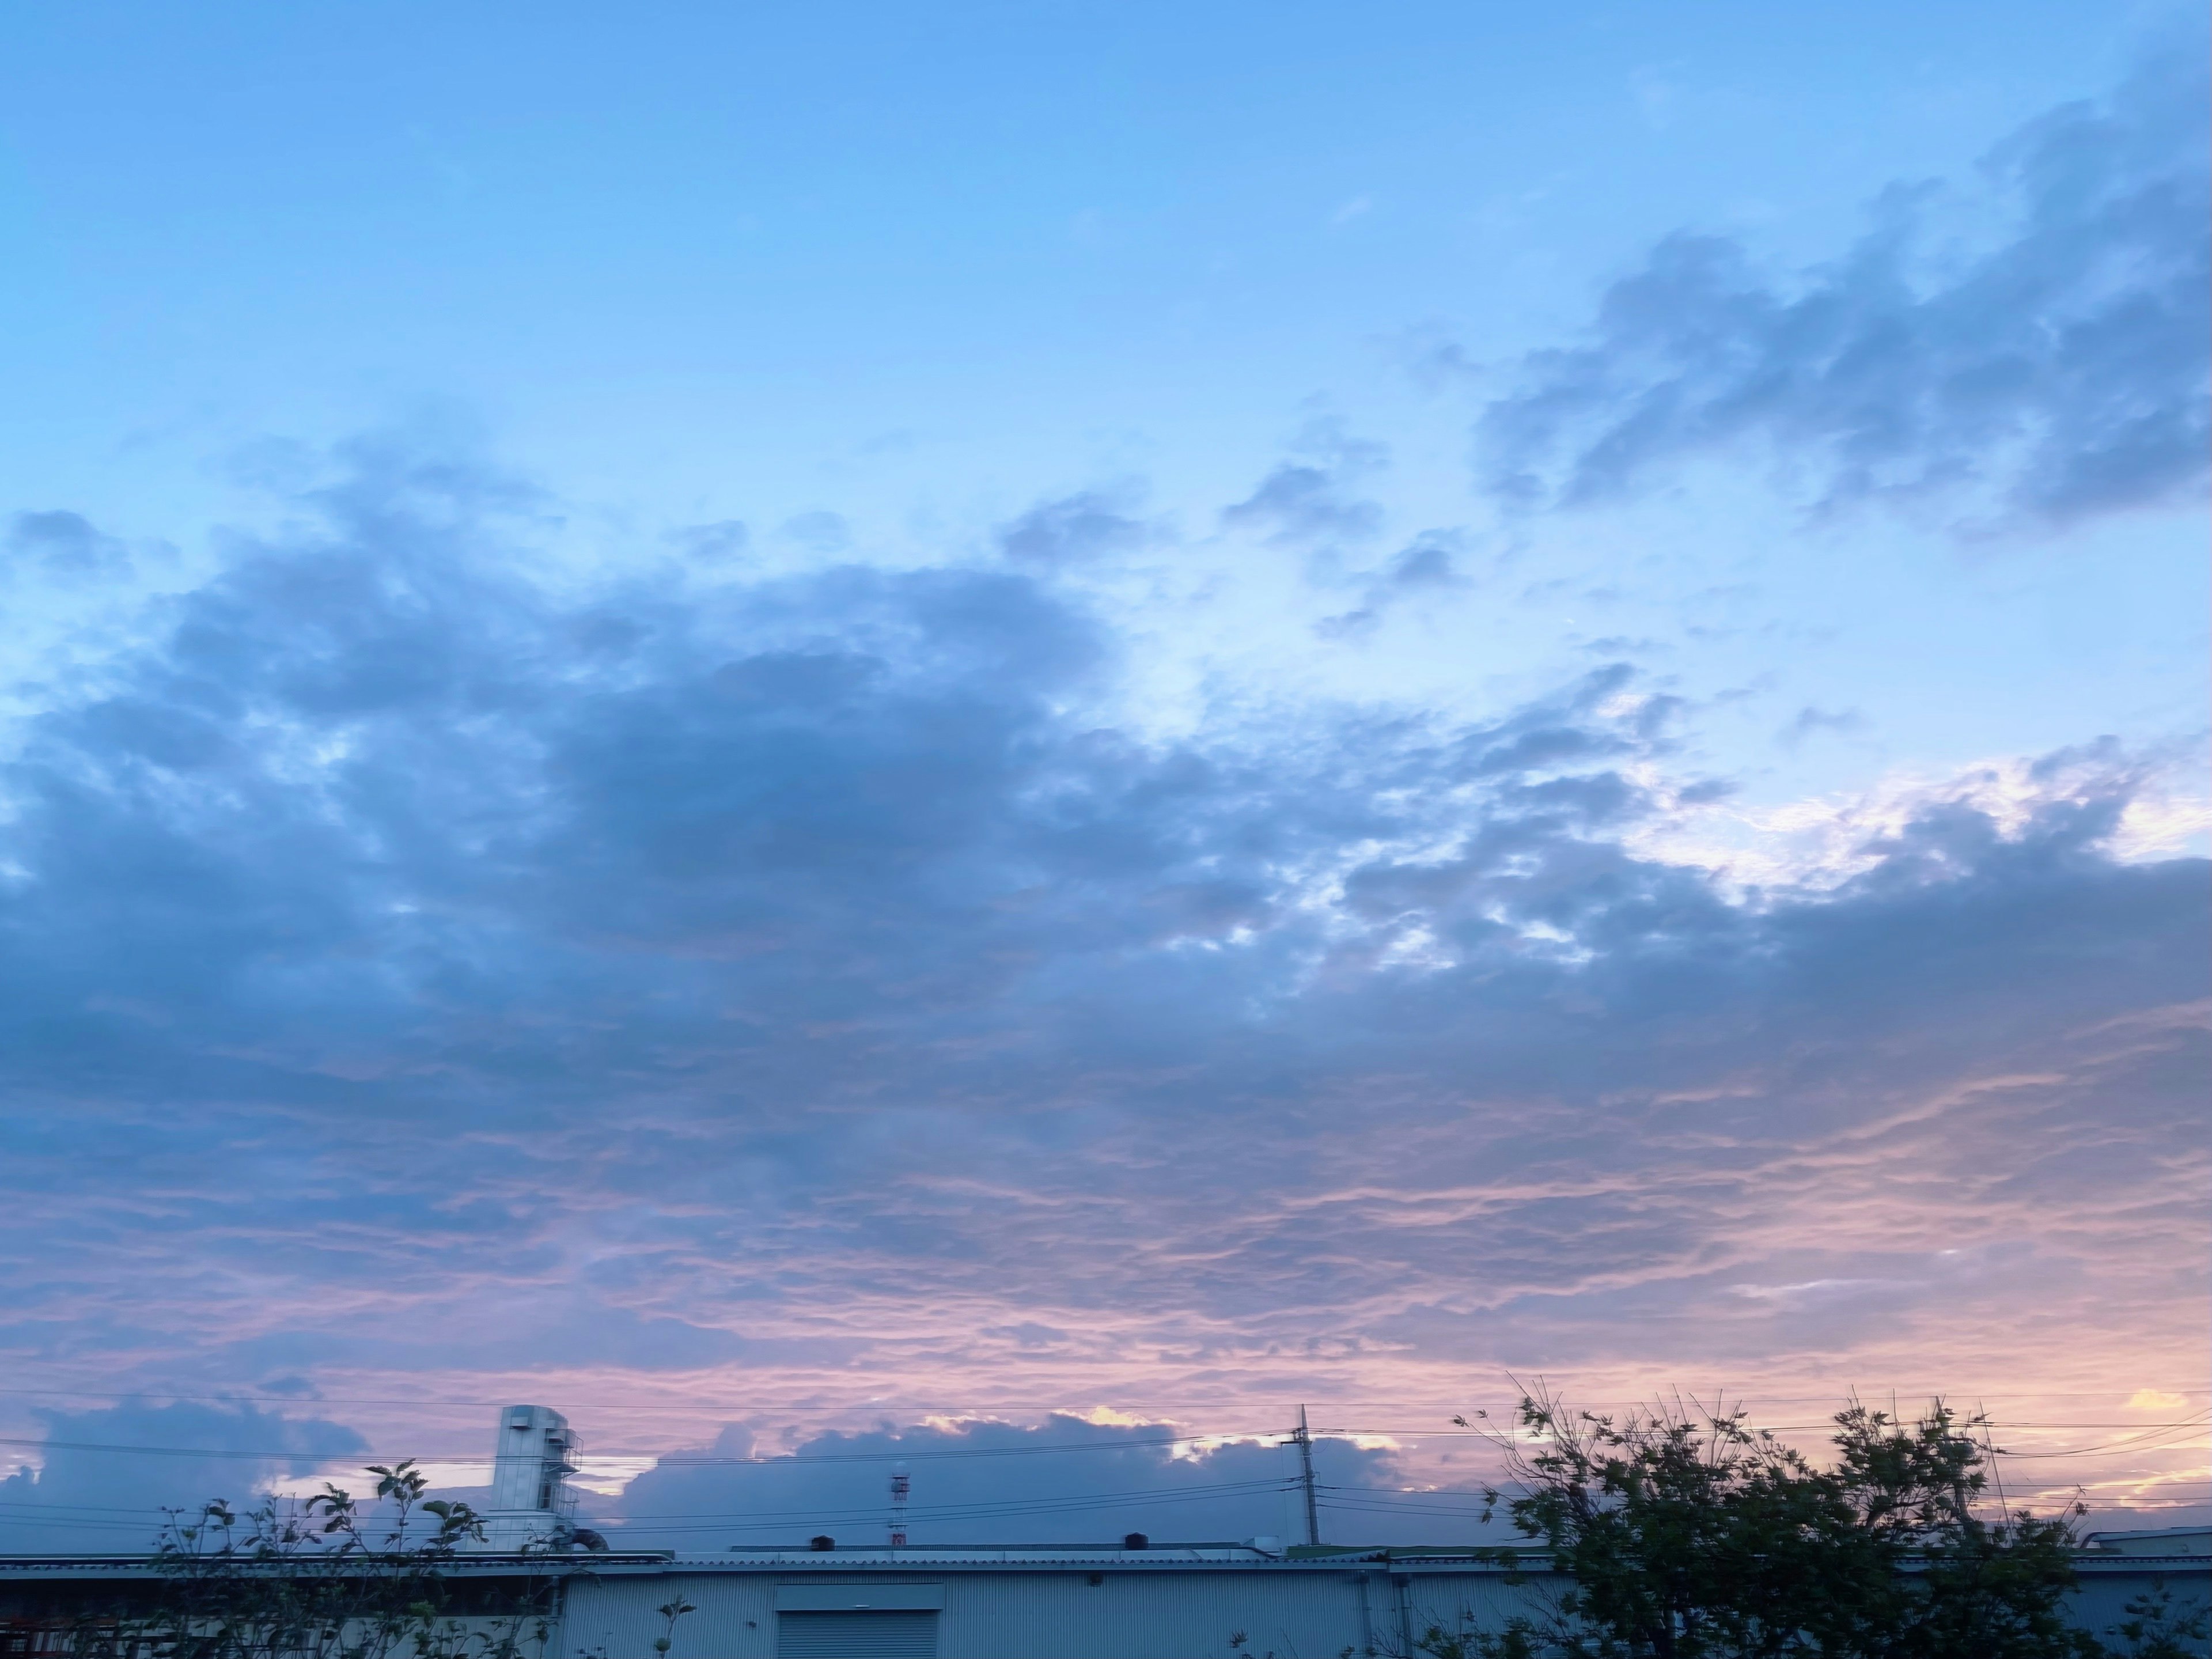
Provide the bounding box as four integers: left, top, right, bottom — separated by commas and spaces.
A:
0, 440, 2200, 1533
1478, 51, 2211, 529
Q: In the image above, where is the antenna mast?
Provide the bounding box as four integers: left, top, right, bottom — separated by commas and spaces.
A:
888, 1462, 910, 1548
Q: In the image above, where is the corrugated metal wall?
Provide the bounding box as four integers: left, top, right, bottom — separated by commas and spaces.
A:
561, 1571, 780, 1658
558, 1567, 1557, 1659
945, 1569, 1365, 1658
556, 1560, 2211, 1659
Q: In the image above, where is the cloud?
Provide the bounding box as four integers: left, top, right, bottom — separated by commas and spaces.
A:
1317, 530, 1474, 637
672, 520, 751, 562
1477, 48, 2211, 531
1224, 464, 1382, 545
1778, 704, 1866, 748
996, 490, 1149, 565
0, 1402, 365, 1552
592, 1415, 1469, 1550
6, 510, 128, 579
0, 438, 2201, 1529
1630, 738, 2211, 891
1224, 427, 1387, 546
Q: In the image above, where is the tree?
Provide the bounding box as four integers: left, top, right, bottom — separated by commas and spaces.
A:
118, 1460, 671, 1659
1410, 1389, 2115, 1659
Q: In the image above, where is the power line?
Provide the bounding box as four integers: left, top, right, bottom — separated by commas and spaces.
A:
0, 1430, 1289, 1466
0, 1383, 2199, 1413
0, 1478, 1313, 1539
0, 1414, 2199, 1473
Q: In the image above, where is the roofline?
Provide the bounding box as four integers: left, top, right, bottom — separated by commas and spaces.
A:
1, 1548, 2202, 1581
2084, 1527, 2212, 1543
0, 1550, 1502, 1578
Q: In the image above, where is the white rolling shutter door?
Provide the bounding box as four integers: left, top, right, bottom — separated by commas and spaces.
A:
774, 1609, 938, 1658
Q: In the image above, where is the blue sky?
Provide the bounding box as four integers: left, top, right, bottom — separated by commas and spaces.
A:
0, 2, 2205, 1549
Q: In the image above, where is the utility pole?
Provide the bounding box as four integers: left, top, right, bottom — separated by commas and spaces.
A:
1292, 1404, 1320, 1547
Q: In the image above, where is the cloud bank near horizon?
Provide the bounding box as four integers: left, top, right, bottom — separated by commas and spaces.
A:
3, 1393, 2202, 1555
0, 441, 2202, 1453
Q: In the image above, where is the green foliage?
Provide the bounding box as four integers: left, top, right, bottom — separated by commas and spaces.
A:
141, 1460, 527, 1659
114, 1459, 679, 1659
649, 1600, 694, 1656
1422, 1389, 2128, 1659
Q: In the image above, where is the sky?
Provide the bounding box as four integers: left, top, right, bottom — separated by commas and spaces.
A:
0, 1, 2205, 1552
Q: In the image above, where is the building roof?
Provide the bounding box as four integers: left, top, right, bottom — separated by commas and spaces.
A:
2083, 1526, 2212, 1556
3, 1534, 2203, 1581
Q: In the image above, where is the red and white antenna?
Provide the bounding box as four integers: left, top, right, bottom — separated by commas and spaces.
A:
888, 1462, 910, 1548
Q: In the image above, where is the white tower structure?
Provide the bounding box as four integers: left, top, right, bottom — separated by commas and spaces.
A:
479, 1405, 578, 1550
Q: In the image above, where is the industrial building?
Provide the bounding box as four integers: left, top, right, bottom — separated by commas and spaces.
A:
0, 1405, 2202, 1658
5, 1537, 2206, 1659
